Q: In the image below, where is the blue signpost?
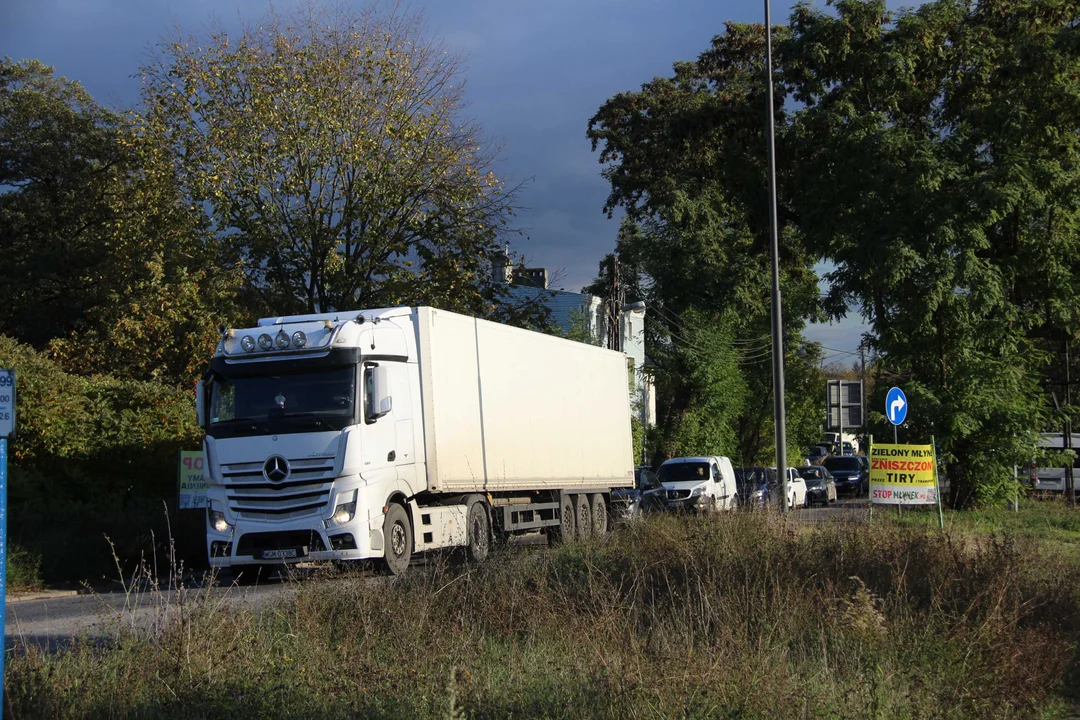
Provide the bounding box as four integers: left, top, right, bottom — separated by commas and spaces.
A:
0, 368, 14, 705
886, 386, 907, 443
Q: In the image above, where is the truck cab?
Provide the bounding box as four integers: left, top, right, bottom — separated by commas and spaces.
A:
198, 308, 420, 571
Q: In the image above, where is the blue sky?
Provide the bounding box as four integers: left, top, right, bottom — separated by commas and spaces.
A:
0, 0, 868, 358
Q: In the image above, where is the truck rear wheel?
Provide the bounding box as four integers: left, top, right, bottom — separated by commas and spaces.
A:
574, 494, 593, 540
466, 500, 490, 563
382, 503, 412, 576
550, 494, 576, 545
589, 494, 607, 537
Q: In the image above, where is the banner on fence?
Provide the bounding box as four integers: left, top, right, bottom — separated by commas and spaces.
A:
869, 443, 938, 505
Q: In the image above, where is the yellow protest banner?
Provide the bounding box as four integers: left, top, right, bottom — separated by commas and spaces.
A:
869, 443, 939, 505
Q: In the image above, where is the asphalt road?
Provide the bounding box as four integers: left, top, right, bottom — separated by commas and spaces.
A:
5, 499, 870, 653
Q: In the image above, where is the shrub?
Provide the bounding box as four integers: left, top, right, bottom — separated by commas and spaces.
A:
0, 336, 202, 583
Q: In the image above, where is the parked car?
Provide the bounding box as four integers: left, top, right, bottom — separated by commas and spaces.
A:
807, 445, 830, 465
657, 456, 738, 512
612, 466, 667, 521
857, 455, 870, 475
823, 455, 866, 495
735, 467, 773, 510
798, 466, 837, 506
768, 466, 808, 509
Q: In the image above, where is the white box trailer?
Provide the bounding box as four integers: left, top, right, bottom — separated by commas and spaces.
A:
198, 306, 634, 575
418, 307, 634, 492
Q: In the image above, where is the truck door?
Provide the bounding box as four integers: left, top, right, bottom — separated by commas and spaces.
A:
361, 362, 398, 478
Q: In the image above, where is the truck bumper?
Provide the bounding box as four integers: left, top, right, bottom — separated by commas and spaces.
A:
208, 514, 380, 568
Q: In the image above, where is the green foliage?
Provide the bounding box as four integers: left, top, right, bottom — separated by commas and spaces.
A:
139, 2, 525, 320
587, 28, 822, 467
0, 57, 241, 385
8, 545, 44, 592
781, 0, 1066, 505
0, 58, 127, 349
650, 313, 748, 460
0, 337, 201, 581
592, 2, 1080, 503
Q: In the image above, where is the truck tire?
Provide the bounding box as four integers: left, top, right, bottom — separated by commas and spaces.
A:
550, 494, 576, 545
574, 494, 593, 540
382, 503, 412, 576
589, 493, 607, 537
466, 500, 490, 563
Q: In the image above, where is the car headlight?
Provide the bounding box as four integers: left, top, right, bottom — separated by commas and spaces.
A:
691, 486, 705, 497
325, 490, 358, 529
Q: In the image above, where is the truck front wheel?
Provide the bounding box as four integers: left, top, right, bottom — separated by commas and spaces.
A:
382, 504, 412, 576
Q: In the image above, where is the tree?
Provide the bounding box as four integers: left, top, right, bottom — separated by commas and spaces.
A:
139, 1, 526, 320
0, 58, 126, 348
781, 0, 1062, 505
587, 24, 822, 468
0, 58, 237, 384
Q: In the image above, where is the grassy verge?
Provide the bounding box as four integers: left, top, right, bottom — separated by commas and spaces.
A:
882, 496, 1080, 554
8, 512, 1080, 719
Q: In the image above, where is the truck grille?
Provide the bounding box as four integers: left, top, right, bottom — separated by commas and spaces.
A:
666, 489, 691, 501
220, 455, 336, 520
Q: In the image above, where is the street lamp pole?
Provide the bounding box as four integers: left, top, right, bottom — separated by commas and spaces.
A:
763, 0, 789, 511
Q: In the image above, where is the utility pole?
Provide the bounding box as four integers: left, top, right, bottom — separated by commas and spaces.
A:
1068, 339, 1075, 507
860, 340, 867, 453
606, 256, 623, 352
763, 0, 788, 511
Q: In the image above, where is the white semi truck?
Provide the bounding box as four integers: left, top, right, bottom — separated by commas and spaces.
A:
196, 306, 635, 575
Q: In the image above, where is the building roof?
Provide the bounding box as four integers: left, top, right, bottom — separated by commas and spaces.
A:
505, 286, 592, 333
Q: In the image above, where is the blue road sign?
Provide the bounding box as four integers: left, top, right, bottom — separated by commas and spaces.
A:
886, 387, 908, 426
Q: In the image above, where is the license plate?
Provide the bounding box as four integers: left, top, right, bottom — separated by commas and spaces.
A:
259, 547, 304, 560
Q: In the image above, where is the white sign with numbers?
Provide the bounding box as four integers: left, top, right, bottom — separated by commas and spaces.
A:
0, 370, 13, 439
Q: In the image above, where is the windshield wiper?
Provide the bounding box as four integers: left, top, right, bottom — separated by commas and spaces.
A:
212, 417, 262, 425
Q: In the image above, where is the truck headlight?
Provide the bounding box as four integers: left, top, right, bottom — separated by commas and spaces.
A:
690, 486, 705, 497
208, 509, 230, 533
325, 491, 358, 529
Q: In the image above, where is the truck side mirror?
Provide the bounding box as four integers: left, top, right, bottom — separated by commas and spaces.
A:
366, 364, 393, 421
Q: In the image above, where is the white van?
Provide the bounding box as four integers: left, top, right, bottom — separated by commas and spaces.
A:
657, 456, 738, 512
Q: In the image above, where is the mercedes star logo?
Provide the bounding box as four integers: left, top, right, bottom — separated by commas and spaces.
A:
263, 455, 290, 483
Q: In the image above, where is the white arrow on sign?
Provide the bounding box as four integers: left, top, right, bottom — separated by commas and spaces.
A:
890, 395, 906, 423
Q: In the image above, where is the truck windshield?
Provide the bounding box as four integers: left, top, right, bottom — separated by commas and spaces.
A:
658, 462, 711, 484
208, 366, 356, 438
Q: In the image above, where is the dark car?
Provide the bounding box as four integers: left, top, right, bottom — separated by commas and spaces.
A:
612, 466, 667, 521
823, 455, 866, 495
735, 467, 773, 509
797, 466, 837, 506
807, 445, 830, 465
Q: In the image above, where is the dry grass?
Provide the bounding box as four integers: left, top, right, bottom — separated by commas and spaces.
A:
7, 512, 1080, 719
